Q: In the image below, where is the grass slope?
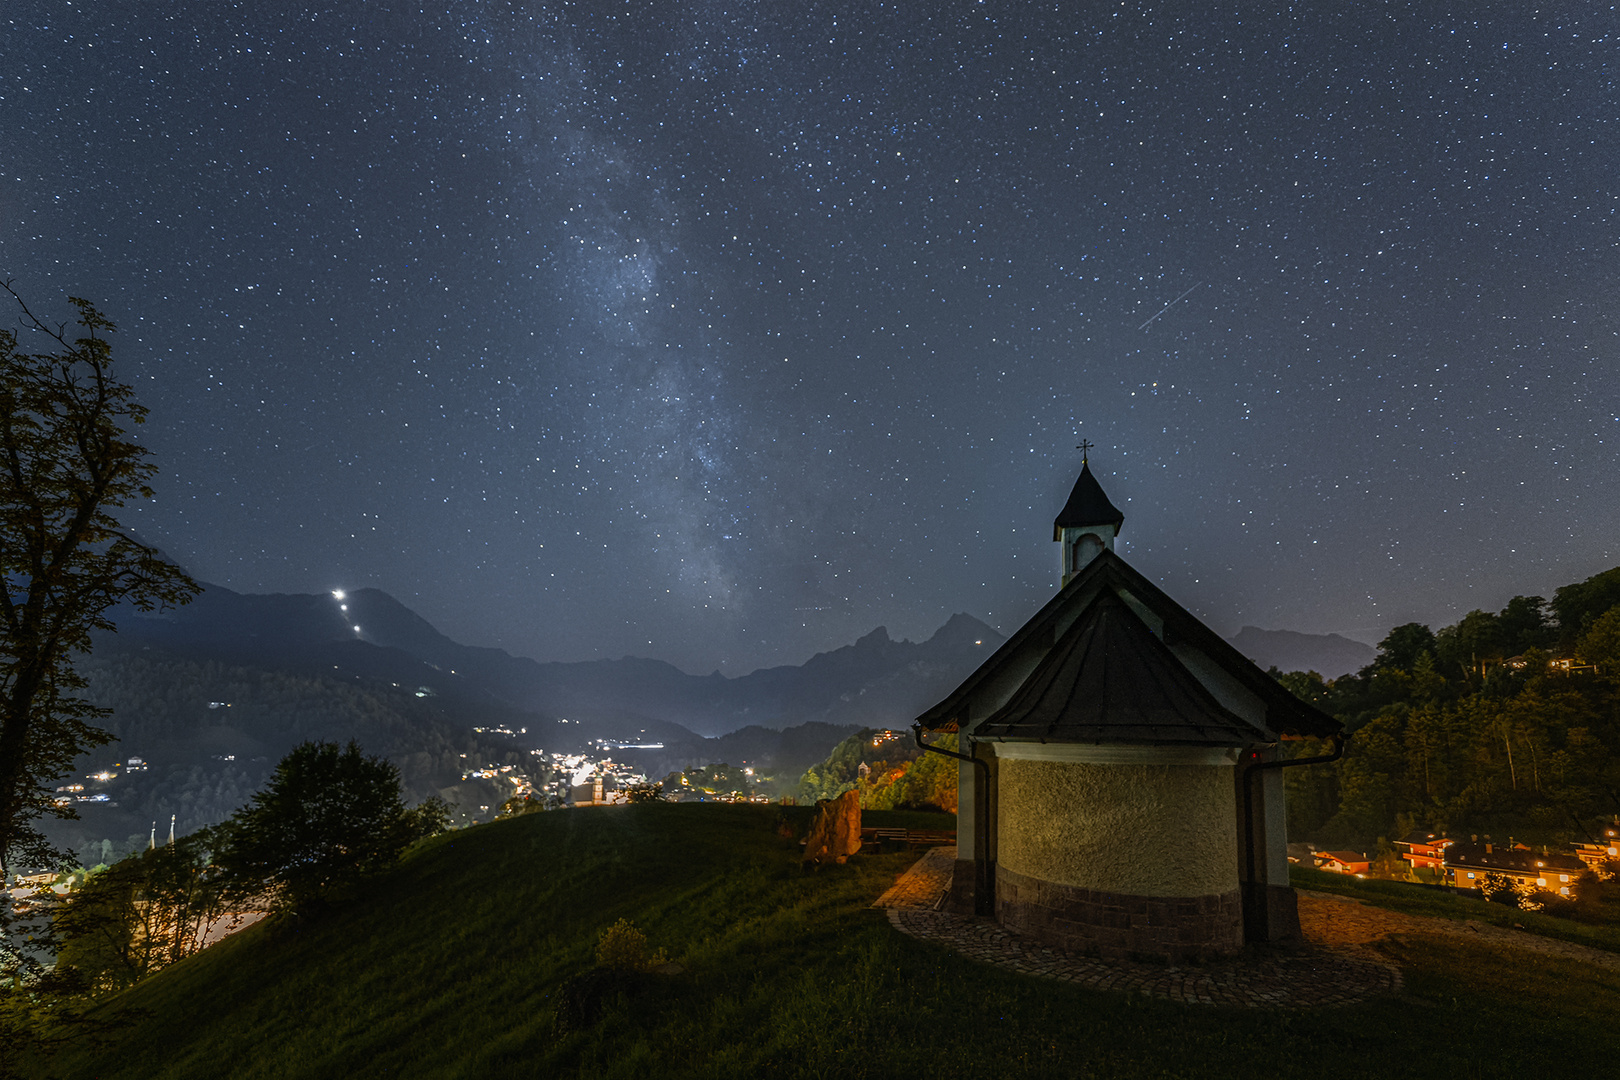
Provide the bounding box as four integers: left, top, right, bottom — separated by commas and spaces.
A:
44, 806, 1620, 1080
1292, 866, 1620, 952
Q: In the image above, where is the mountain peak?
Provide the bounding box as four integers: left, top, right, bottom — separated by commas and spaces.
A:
855, 626, 892, 648
926, 612, 1001, 649
1227, 626, 1375, 679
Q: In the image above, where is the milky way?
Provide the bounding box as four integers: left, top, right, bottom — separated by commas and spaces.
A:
3, 2, 1617, 673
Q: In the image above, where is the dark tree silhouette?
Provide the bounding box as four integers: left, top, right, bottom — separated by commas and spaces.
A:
53, 835, 227, 993
1370, 623, 1438, 673
0, 284, 197, 875
213, 741, 446, 917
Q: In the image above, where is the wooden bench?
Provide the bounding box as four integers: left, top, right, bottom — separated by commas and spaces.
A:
858, 827, 956, 848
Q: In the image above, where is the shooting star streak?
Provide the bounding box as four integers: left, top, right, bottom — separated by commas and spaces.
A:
1137, 282, 1203, 331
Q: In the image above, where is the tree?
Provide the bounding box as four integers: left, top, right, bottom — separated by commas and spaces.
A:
53, 835, 227, 993
1435, 610, 1504, 680
0, 284, 198, 875
1498, 595, 1552, 655
1552, 566, 1620, 639
1576, 606, 1620, 676
212, 741, 445, 917
1371, 622, 1437, 674
497, 792, 547, 816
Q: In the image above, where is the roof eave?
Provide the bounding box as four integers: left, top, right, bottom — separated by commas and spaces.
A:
914, 554, 1117, 730
915, 550, 1343, 739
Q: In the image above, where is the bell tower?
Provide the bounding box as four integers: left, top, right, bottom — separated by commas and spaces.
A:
1053, 442, 1125, 587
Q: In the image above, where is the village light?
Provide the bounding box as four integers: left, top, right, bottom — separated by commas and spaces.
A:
332, 589, 345, 600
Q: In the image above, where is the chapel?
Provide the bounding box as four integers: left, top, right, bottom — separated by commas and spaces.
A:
914, 454, 1343, 961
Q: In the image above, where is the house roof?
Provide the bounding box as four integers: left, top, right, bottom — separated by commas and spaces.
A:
1579, 818, 1620, 843
973, 590, 1270, 746
1052, 461, 1126, 541
1444, 843, 1586, 875
1316, 851, 1371, 864
915, 548, 1342, 740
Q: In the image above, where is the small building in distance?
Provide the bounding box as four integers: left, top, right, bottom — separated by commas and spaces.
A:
1572, 818, 1620, 876
1394, 831, 1453, 878
1443, 839, 1587, 896
1314, 851, 1372, 876
915, 453, 1343, 961
571, 774, 619, 806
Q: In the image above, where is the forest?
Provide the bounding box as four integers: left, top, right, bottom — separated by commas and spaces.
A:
797, 729, 958, 813
1283, 564, 1620, 851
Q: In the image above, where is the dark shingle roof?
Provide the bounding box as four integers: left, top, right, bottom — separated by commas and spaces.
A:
1444, 843, 1586, 875
1052, 461, 1125, 540
974, 590, 1271, 746
916, 549, 1343, 740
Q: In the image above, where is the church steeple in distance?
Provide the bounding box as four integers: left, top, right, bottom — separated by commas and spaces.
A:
1054, 441, 1125, 587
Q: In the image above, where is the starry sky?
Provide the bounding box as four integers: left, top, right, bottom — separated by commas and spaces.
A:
4, 2, 1617, 675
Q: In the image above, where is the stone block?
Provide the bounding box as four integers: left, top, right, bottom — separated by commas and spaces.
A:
995, 865, 1242, 963
801, 790, 862, 868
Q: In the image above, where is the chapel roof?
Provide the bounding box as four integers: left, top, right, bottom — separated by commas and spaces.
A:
972, 589, 1270, 746
915, 548, 1343, 740
1052, 461, 1126, 541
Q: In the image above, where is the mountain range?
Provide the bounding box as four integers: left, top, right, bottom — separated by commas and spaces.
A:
116, 583, 1007, 738
47, 581, 1365, 869
45, 585, 1006, 867
1224, 626, 1377, 679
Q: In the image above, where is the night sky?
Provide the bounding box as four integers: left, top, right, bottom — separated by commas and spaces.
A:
4, 2, 1617, 675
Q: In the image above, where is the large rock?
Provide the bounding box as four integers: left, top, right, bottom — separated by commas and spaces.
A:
802, 789, 862, 867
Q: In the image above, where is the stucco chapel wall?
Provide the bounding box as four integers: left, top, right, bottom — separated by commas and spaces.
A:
996, 758, 1238, 897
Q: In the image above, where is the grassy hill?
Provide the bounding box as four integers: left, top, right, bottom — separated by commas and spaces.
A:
38, 804, 1620, 1080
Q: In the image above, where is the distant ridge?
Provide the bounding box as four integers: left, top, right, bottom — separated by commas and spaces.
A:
56, 588, 1006, 863
1226, 626, 1375, 679
113, 584, 1008, 737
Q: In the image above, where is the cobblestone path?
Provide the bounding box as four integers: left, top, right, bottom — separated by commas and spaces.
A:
876, 849, 1620, 1007
873, 845, 956, 910
875, 847, 1403, 1008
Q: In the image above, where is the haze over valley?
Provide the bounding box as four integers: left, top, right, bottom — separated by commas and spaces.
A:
51, 575, 1374, 866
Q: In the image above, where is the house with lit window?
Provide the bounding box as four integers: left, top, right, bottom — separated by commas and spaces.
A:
1394, 831, 1453, 877
1443, 839, 1586, 896
1314, 851, 1372, 876
1571, 819, 1620, 877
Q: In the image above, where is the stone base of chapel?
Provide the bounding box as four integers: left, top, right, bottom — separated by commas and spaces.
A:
1241, 881, 1302, 943
995, 865, 1242, 962
944, 859, 977, 914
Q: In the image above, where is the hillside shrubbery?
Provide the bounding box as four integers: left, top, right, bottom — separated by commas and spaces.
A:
50, 741, 448, 999
798, 729, 956, 812
1284, 565, 1620, 851
31, 804, 1620, 1080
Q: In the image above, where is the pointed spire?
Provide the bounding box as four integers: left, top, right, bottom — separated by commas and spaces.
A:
1054, 450, 1126, 586
149, 822, 156, 851
168, 814, 176, 846
1053, 460, 1125, 540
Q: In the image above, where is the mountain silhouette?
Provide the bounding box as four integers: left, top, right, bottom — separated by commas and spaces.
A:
113, 584, 1007, 737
